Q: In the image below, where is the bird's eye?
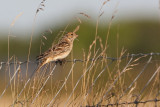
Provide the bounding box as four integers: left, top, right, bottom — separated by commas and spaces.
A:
71, 33, 73, 35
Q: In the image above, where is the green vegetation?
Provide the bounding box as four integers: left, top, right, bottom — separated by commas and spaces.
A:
0, 19, 160, 106
0, 20, 160, 60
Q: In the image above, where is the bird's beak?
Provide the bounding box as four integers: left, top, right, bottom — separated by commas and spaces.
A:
74, 34, 78, 41
76, 34, 78, 37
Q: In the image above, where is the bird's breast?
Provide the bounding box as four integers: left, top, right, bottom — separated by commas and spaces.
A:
55, 47, 72, 60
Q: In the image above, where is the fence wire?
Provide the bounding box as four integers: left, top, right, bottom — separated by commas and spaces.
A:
1, 52, 160, 66
0, 52, 160, 107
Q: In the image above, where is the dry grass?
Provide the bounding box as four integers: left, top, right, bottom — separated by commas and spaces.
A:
0, 0, 160, 107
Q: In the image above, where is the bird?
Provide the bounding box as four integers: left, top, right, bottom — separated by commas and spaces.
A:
13, 27, 80, 103
36, 30, 79, 71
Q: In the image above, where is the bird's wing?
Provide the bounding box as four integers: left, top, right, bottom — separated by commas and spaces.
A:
52, 41, 70, 55
36, 48, 52, 61
36, 42, 70, 61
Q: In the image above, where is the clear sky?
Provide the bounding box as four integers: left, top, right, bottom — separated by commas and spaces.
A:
0, 0, 159, 35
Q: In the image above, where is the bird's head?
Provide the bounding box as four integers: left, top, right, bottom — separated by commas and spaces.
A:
65, 32, 78, 42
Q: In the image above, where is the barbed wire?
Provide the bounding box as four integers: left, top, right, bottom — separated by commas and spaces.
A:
94, 54, 160, 107
0, 52, 160, 66
85, 98, 160, 107
1, 52, 160, 106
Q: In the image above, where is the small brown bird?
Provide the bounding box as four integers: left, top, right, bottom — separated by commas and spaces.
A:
14, 27, 79, 101
36, 30, 78, 71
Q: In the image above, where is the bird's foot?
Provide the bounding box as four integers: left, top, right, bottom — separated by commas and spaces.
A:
55, 59, 66, 65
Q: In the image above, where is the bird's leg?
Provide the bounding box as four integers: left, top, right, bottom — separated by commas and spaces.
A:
55, 60, 62, 65
55, 60, 59, 65
54, 59, 66, 65
59, 60, 63, 65
55, 59, 66, 65
59, 59, 63, 65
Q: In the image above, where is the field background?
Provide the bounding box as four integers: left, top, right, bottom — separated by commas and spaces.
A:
0, 0, 160, 106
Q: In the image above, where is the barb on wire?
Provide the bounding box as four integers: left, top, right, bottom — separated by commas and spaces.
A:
31, 64, 57, 104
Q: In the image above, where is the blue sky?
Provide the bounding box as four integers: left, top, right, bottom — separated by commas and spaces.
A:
0, 0, 159, 35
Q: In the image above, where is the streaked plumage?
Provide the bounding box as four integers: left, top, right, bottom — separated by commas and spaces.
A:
36, 32, 78, 70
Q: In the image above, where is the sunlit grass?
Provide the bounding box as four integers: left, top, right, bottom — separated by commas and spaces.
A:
0, 0, 160, 107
